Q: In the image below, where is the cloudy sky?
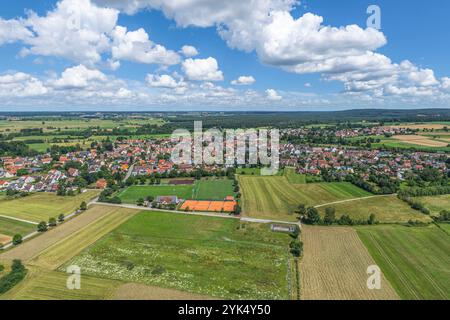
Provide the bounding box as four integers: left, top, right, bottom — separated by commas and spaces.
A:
0, 0, 449, 111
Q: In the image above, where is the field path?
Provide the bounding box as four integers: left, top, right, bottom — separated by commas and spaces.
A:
314, 194, 394, 208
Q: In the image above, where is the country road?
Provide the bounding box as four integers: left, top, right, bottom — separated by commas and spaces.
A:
313, 194, 395, 209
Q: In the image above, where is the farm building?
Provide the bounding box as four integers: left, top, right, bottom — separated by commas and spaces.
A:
270, 224, 298, 234
156, 196, 179, 205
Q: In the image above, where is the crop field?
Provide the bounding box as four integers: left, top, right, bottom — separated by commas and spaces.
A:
299, 225, 398, 300
414, 195, 450, 215
392, 135, 449, 147
439, 224, 450, 234
318, 195, 432, 223
0, 216, 36, 237
284, 168, 306, 184
0, 267, 121, 300
386, 123, 450, 130
0, 191, 100, 223
357, 225, 450, 300
118, 185, 194, 203
238, 176, 371, 221
0, 205, 123, 263
192, 179, 235, 200
64, 211, 292, 300
30, 206, 138, 270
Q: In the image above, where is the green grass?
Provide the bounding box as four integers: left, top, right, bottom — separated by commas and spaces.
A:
239, 176, 372, 221
357, 225, 450, 300
0, 191, 100, 223
193, 179, 235, 200
438, 223, 450, 235
318, 195, 431, 223
118, 185, 194, 203
237, 168, 261, 175
0, 217, 35, 237
64, 211, 292, 300
284, 168, 306, 184
414, 195, 450, 216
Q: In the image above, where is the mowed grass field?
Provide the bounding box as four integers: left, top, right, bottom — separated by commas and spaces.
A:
284, 168, 306, 184
64, 211, 292, 299
357, 225, 450, 300
317, 195, 432, 223
193, 179, 235, 200
238, 176, 371, 221
118, 185, 194, 203
299, 226, 398, 300
0, 191, 100, 223
0, 216, 35, 237
414, 195, 450, 215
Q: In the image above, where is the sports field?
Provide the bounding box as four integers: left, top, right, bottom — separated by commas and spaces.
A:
118, 185, 194, 203
192, 179, 235, 200
64, 211, 292, 299
0, 191, 100, 223
238, 176, 371, 221
300, 226, 398, 300
414, 195, 450, 215
0, 216, 35, 237
180, 200, 237, 212
317, 195, 432, 223
357, 225, 450, 300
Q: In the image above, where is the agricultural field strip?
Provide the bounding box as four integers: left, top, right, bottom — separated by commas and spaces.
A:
314, 194, 394, 208
0, 215, 37, 225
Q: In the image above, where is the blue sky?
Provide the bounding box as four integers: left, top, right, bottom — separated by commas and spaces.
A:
0, 0, 449, 111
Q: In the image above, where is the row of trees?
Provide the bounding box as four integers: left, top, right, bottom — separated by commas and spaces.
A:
299, 205, 378, 226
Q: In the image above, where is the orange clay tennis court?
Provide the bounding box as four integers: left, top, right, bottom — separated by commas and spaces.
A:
180, 200, 237, 213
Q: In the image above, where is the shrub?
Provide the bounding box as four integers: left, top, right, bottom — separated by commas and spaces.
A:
12, 234, 23, 246
0, 260, 27, 294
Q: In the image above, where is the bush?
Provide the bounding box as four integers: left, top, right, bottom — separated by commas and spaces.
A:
37, 221, 48, 232
12, 234, 23, 246
48, 217, 57, 227
290, 240, 303, 257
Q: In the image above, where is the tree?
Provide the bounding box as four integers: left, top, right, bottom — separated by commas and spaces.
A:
80, 201, 87, 211
12, 234, 23, 245
137, 198, 144, 206
146, 196, 154, 202
324, 207, 336, 225
290, 240, 303, 257
48, 217, 57, 227
58, 214, 65, 222
368, 213, 377, 225
304, 207, 321, 225
37, 221, 48, 232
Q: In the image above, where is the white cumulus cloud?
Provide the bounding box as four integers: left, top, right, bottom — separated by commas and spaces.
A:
182, 57, 224, 81
231, 76, 256, 85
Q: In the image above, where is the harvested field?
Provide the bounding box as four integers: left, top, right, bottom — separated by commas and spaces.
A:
113, 283, 216, 300
357, 225, 450, 300
0, 191, 100, 223
392, 135, 448, 147
300, 226, 399, 300
180, 200, 237, 213
387, 123, 449, 130
0, 234, 12, 246
0, 205, 129, 263
30, 206, 137, 270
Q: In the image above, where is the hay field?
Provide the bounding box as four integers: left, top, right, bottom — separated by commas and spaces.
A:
357, 225, 450, 300
64, 211, 292, 300
0, 191, 100, 223
318, 195, 432, 223
30, 206, 137, 270
299, 226, 399, 300
414, 195, 450, 215
0, 205, 123, 263
392, 135, 448, 147
0, 216, 36, 237
238, 176, 371, 221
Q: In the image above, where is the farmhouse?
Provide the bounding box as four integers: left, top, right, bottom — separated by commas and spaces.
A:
156, 196, 179, 205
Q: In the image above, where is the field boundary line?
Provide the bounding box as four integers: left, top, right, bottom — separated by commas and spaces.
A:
0, 215, 38, 225
314, 194, 395, 208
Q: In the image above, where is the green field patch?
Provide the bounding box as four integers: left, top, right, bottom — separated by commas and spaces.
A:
413, 195, 450, 216
64, 211, 291, 300
118, 185, 194, 203
357, 225, 450, 300
193, 179, 235, 200
0, 191, 100, 223
0, 217, 35, 237
284, 168, 306, 184
318, 195, 431, 223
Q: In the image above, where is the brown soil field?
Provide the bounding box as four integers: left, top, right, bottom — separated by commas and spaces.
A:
299, 226, 399, 300
0, 234, 12, 246
112, 283, 217, 300
0, 205, 133, 263
393, 135, 448, 147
